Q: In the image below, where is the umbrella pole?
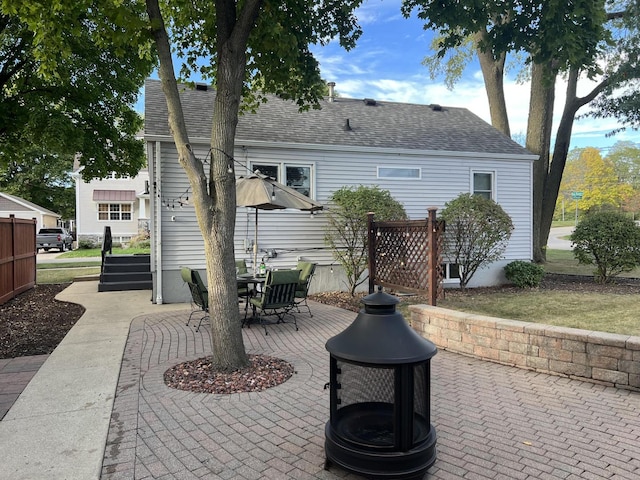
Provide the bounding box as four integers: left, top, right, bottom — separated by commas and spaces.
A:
253, 208, 259, 274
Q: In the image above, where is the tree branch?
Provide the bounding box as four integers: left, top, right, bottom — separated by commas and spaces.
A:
145, 0, 209, 206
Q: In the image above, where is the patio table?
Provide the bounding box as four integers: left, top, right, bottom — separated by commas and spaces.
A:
237, 274, 265, 325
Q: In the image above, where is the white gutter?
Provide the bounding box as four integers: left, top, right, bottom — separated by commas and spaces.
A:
154, 141, 163, 304
73, 175, 81, 239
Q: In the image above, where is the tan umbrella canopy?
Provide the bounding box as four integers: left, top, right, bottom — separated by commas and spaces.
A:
236, 172, 323, 270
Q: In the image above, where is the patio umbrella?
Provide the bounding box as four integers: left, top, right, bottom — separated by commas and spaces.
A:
236, 172, 323, 271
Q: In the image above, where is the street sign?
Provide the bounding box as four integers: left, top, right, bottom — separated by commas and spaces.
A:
571, 191, 583, 200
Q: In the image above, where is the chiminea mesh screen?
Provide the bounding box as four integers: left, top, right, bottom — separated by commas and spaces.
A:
334, 361, 396, 448
332, 360, 431, 450
337, 361, 394, 407
413, 363, 428, 423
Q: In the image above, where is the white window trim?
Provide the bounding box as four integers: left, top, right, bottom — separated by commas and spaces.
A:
377, 165, 422, 180
249, 160, 317, 199
471, 170, 496, 200
441, 262, 461, 284
97, 202, 134, 222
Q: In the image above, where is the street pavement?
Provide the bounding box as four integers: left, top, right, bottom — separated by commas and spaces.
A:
547, 226, 573, 250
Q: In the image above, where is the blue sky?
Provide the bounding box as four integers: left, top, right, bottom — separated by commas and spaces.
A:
310, 0, 640, 153
141, 0, 640, 153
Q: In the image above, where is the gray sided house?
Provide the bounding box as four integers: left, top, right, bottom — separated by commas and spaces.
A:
144, 79, 537, 304
0, 192, 61, 231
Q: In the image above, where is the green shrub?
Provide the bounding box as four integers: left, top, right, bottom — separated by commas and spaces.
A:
324, 185, 407, 296
439, 193, 514, 289
570, 211, 640, 283
504, 261, 545, 288
129, 232, 151, 249
78, 239, 97, 249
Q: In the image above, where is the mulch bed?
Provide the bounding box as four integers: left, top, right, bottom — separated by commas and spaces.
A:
0, 283, 85, 359
164, 354, 294, 394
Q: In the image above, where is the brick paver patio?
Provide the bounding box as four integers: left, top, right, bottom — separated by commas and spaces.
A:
0, 355, 49, 420
101, 302, 640, 480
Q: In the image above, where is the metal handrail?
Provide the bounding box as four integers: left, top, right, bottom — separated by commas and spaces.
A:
101, 226, 113, 279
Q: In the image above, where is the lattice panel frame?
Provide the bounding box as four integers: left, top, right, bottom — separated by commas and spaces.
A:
375, 220, 430, 293
368, 211, 444, 304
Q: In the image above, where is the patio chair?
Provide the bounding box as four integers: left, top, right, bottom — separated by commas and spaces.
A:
236, 259, 251, 303
180, 267, 209, 331
235, 259, 248, 275
247, 269, 300, 335
294, 261, 316, 317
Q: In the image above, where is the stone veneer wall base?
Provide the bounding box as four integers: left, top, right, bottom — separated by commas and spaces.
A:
410, 305, 640, 391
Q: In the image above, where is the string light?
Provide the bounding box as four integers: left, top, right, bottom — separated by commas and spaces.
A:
156, 146, 265, 207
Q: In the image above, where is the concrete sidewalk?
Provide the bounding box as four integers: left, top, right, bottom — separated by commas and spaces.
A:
0, 282, 187, 480
547, 226, 573, 250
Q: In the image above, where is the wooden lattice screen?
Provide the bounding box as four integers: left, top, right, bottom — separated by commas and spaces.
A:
367, 208, 444, 305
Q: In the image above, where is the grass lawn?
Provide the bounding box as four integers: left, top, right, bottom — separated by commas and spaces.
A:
412, 249, 640, 337
36, 247, 149, 283
438, 290, 640, 337
545, 249, 640, 277
58, 247, 150, 257
37, 266, 101, 284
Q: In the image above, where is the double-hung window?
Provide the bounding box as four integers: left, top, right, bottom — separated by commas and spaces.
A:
251, 162, 315, 198
472, 171, 495, 200
441, 263, 461, 283
98, 203, 132, 221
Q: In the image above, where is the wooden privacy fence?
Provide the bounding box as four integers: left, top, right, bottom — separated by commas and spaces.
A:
367, 208, 444, 305
0, 215, 37, 305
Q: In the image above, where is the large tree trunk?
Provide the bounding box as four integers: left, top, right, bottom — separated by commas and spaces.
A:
202, 0, 262, 371
527, 62, 556, 263
539, 68, 580, 255
476, 31, 510, 137
146, 0, 263, 371
539, 68, 611, 256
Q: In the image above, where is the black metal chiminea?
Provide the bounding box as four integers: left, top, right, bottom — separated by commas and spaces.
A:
324, 288, 437, 479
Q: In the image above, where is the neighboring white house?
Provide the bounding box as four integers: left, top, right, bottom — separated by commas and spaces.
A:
0, 192, 61, 231
72, 167, 150, 246
144, 79, 538, 304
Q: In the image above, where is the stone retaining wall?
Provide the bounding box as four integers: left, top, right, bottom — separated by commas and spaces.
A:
409, 305, 640, 390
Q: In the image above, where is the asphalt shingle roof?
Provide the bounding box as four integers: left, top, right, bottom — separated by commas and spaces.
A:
144, 79, 532, 156
0, 192, 59, 216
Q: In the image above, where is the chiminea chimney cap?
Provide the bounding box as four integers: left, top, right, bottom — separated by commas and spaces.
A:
361, 287, 399, 313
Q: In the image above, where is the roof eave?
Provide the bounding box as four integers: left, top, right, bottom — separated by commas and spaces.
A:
143, 135, 538, 162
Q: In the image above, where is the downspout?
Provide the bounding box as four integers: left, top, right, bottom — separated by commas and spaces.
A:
73, 174, 81, 244
154, 141, 163, 304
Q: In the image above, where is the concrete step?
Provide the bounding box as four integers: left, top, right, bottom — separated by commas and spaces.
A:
99, 254, 152, 292
103, 254, 150, 265
100, 272, 152, 283
98, 280, 152, 292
